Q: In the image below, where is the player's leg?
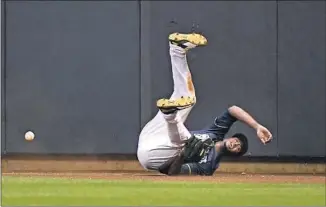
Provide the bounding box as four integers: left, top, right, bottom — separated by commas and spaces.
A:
159, 33, 207, 121
156, 33, 208, 144
140, 33, 207, 141
138, 33, 208, 172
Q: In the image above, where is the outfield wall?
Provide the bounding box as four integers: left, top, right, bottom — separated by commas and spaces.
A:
1, 1, 325, 159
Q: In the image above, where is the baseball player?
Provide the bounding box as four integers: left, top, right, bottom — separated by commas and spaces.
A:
137, 32, 273, 176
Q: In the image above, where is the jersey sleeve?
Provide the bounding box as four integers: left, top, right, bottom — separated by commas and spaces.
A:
204, 109, 238, 139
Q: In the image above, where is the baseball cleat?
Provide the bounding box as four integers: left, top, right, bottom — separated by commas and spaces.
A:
157, 96, 196, 114
169, 33, 208, 50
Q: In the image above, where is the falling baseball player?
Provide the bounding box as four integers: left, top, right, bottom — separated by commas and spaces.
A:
137, 32, 273, 176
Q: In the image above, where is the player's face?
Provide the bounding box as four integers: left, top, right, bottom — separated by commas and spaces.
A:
225, 138, 241, 153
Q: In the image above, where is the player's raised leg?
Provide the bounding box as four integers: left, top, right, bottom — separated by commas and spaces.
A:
137, 32, 207, 170
139, 33, 207, 140
156, 33, 208, 144
157, 32, 207, 120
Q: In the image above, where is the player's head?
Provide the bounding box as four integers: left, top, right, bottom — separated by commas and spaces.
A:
223, 133, 248, 156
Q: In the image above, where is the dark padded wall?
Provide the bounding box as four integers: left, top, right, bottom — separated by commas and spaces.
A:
142, 1, 278, 156
4, 1, 140, 153
1, 1, 5, 153
2, 1, 325, 157
277, 1, 326, 157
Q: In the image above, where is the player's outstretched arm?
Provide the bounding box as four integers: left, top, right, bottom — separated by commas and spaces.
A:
228, 105, 273, 144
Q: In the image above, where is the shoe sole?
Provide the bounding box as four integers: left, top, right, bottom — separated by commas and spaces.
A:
169, 33, 208, 46
157, 96, 196, 110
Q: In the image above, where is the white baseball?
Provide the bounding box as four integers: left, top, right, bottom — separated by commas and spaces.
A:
25, 131, 35, 141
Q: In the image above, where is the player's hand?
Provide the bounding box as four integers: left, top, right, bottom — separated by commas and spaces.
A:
256, 125, 272, 145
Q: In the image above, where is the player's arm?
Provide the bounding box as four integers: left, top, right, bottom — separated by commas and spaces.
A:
203, 108, 238, 139
228, 105, 273, 144
228, 105, 260, 129
158, 150, 185, 176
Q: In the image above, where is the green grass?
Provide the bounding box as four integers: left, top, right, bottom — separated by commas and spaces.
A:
2, 176, 325, 206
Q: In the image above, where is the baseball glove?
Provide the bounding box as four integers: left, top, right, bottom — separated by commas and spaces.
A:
157, 134, 214, 176
183, 134, 215, 163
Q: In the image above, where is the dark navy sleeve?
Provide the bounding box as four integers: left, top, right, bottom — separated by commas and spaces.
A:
203, 110, 238, 140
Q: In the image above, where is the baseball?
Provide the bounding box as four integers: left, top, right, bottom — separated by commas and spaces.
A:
25, 131, 35, 141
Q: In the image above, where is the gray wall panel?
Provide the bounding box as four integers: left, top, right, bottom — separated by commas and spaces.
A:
144, 1, 277, 156
278, 1, 326, 157
1, 1, 5, 153
140, 1, 152, 129
3, 1, 325, 157
5, 1, 140, 153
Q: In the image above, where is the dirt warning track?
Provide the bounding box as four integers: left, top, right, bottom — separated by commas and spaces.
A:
2, 172, 325, 184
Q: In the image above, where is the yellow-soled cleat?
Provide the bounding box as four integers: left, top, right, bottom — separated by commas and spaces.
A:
157, 96, 196, 114
169, 33, 207, 50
